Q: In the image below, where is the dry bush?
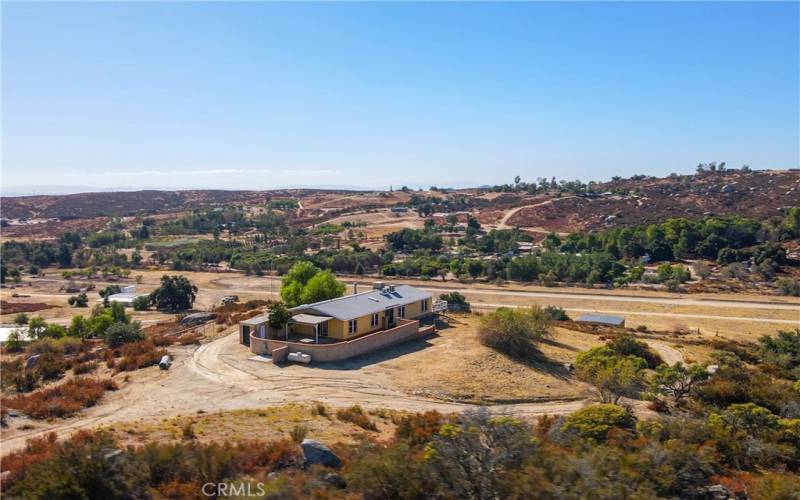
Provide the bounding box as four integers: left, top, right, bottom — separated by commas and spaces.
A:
177, 333, 202, 345
289, 423, 309, 443
393, 411, 447, 446
2, 377, 118, 419
72, 361, 98, 375
312, 402, 329, 417
336, 405, 378, 431
0, 432, 58, 487
152, 335, 176, 347
114, 339, 167, 372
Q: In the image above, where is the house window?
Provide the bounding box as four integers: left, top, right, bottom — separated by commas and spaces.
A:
370, 313, 379, 328
348, 319, 358, 334
398, 306, 406, 318
421, 299, 429, 312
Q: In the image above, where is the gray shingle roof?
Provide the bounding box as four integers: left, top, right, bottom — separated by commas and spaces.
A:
289, 284, 432, 321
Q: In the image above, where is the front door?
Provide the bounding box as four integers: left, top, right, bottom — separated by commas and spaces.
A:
241, 325, 251, 346
386, 308, 395, 328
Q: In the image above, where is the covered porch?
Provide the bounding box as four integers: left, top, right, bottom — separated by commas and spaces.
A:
286, 313, 334, 344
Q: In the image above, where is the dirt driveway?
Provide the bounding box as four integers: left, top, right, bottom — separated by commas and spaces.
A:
1, 330, 593, 454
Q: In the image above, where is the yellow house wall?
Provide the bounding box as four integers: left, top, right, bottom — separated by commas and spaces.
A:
292, 323, 317, 337
402, 298, 431, 319
292, 297, 433, 340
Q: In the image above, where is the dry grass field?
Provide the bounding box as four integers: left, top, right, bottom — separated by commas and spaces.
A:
104, 403, 398, 449
383, 315, 601, 404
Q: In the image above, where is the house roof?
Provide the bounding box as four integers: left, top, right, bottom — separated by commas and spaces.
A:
290, 284, 432, 321
576, 314, 625, 326
292, 314, 333, 325
241, 314, 270, 326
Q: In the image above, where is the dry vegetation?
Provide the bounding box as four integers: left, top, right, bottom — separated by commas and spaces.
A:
2, 377, 118, 419
384, 314, 601, 403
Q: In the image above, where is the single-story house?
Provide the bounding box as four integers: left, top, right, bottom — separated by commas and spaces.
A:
103, 285, 148, 307
575, 314, 626, 328
240, 283, 435, 363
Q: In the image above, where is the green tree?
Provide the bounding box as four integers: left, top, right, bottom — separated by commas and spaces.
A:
149, 275, 197, 311
561, 403, 636, 442
14, 313, 29, 326
268, 302, 292, 336
132, 295, 150, 311
649, 362, 709, 404
575, 346, 647, 403
27, 316, 48, 340
477, 306, 552, 359
68, 315, 91, 338
105, 321, 144, 347
301, 270, 346, 305
280, 261, 345, 307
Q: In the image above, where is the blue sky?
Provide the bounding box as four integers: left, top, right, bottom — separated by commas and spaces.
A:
2, 2, 798, 193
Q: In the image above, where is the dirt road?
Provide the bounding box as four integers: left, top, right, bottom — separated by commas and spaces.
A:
1, 331, 591, 453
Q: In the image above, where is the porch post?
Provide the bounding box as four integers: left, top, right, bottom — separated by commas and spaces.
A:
285, 323, 288, 340
315, 324, 319, 344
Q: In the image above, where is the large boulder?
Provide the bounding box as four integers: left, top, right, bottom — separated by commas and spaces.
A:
25, 354, 40, 369
301, 439, 342, 469
180, 312, 216, 326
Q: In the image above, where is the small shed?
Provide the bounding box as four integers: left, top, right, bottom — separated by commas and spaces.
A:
575, 314, 626, 328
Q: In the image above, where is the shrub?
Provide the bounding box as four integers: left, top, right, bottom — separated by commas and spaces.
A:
114, 339, 167, 372
543, 305, 569, 321
424, 408, 535, 499
289, 424, 309, 443
14, 313, 29, 325
606, 334, 663, 368
68, 293, 89, 307
72, 361, 98, 375
132, 295, 150, 311
2, 378, 118, 419
649, 362, 709, 404
336, 405, 378, 431
561, 403, 636, 442
311, 402, 329, 417
440, 291, 470, 311
181, 422, 196, 440
394, 411, 446, 446
3, 431, 146, 498
757, 329, 800, 375
177, 333, 202, 345
105, 321, 145, 347
575, 346, 647, 403
35, 352, 67, 381
774, 278, 800, 297
477, 306, 551, 359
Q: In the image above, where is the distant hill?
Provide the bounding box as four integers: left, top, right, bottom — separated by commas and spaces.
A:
1, 170, 797, 235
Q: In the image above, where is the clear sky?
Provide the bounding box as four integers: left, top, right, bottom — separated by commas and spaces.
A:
2, 1, 798, 193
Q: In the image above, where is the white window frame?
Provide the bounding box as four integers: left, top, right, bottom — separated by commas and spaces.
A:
421, 299, 429, 312
348, 319, 357, 334
370, 313, 379, 328
398, 305, 406, 318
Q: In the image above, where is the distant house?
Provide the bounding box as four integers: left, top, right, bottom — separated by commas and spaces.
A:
241, 283, 435, 363
104, 285, 148, 307
575, 314, 625, 328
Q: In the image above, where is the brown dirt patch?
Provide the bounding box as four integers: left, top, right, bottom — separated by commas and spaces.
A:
0, 301, 55, 314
